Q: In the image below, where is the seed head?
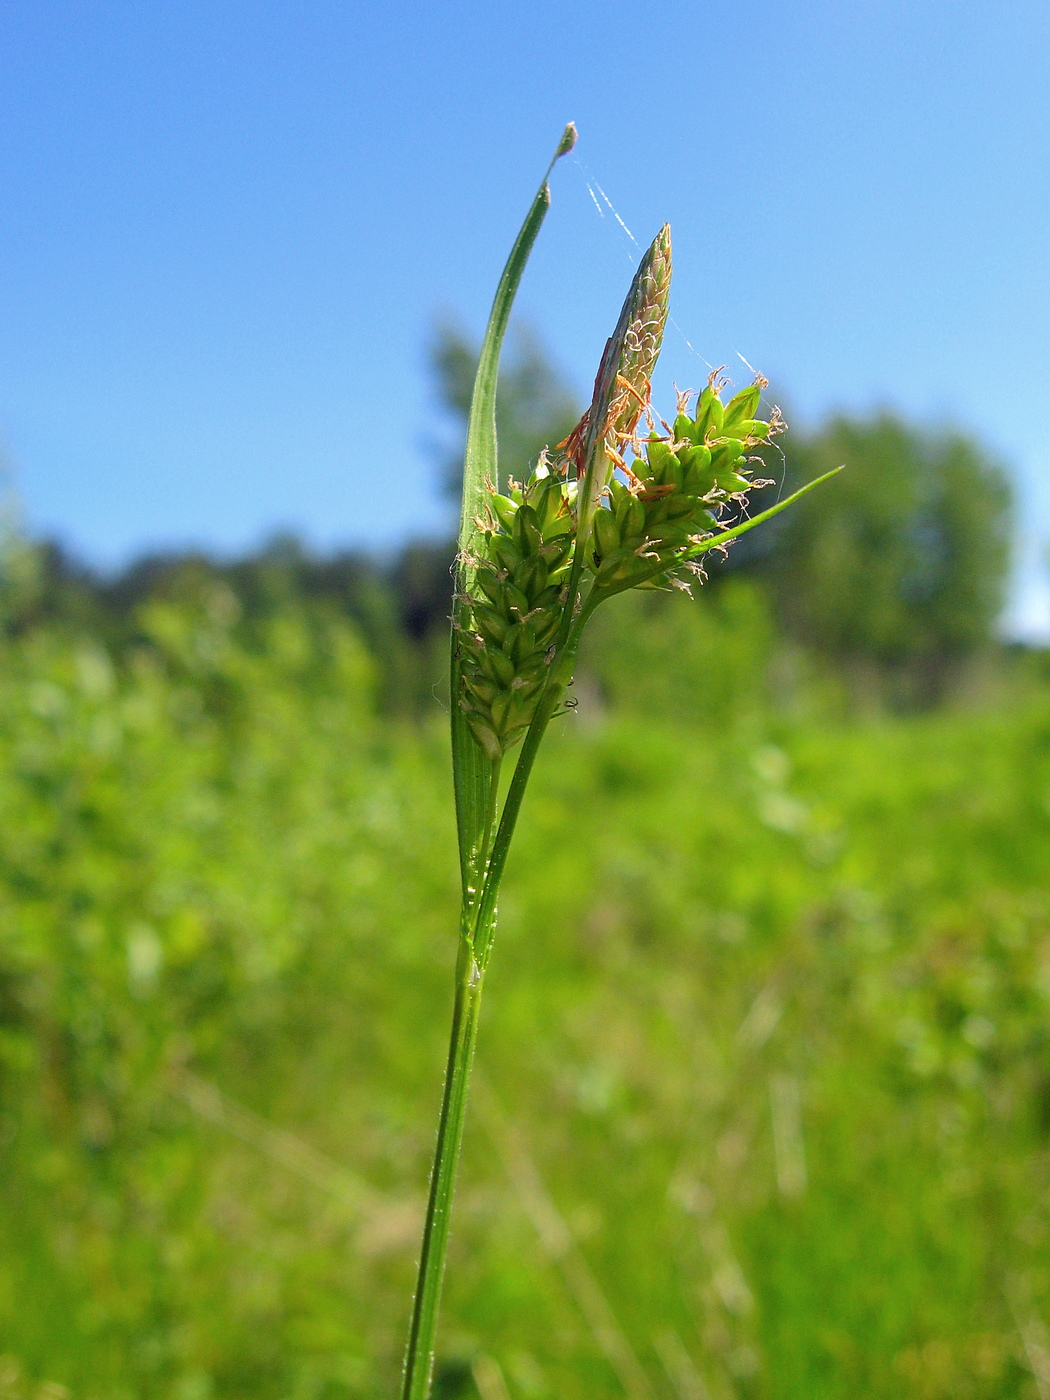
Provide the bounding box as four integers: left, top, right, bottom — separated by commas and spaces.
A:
585, 372, 785, 598
562, 225, 672, 494
603, 221, 672, 446
455, 467, 576, 758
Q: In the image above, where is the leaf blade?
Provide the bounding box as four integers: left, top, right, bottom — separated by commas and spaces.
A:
450, 124, 575, 895
686, 466, 844, 558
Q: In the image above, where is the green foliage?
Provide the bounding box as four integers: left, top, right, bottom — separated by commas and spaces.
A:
579, 577, 775, 728
0, 590, 1049, 1396
754, 414, 1012, 697
0, 534, 443, 717
0, 580, 400, 1397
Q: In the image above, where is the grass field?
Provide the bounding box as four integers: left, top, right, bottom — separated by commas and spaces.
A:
1, 583, 1049, 1399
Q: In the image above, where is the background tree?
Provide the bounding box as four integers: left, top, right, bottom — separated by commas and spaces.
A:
747, 413, 1013, 701
430, 322, 580, 497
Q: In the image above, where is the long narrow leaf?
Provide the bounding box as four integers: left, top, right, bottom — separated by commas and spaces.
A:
686, 466, 844, 558
450, 124, 576, 894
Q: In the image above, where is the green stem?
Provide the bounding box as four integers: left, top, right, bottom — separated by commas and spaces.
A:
401, 937, 487, 1400
404, 601, 593, 1391
478, 757, 502, 886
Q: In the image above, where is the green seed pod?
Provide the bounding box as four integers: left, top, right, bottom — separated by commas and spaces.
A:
722, 383, 761, 428
664, 497, 696, 521
515, 555, 549, 601
609, 480, 629, 517
710, 439, 745, 472
644, 522, 685, 549
540, 534, 571, 566
532, 612, 560, 647
492, 535, 522, 574
503, 621, 535, 667
621, 555, 667, 588
489, 690, 511, 729
474, 565, 504, 607
593, 508, 622, 561
473, 603, 511, 646
466, 714, 503, 762
490, 493, 518, 532
673, 412, 699, 445
463, 675, 499, 706
624, 496, 646, 539
695, 386, 724, 440
512, 504, 543, 556
595, 546, 650, 586
491, 688, 530, 733
530, 583, 562, 612
530, 476, 570, 537
503, 583, 530, 617
645, 439, 676, 485
515, 662, 548, 693
679, 443, 712, 479
479, 647, 515, 688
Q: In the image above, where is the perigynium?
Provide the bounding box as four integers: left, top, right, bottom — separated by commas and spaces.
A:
400, 124, 839, 1400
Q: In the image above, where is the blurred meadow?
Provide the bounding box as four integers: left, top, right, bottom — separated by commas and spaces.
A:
2, 322, 1050, 1400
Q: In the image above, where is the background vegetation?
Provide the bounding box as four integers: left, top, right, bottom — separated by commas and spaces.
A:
1, 332, 1046, 1400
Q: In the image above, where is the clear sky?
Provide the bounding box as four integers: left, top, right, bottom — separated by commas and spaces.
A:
2, 1, 1049, 632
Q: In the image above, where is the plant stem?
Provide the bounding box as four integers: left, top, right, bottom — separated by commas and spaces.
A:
401, 936, 487, 1400
479, 757, 502, 887
401, 596, 590, 1392
405, 130, 576, 1396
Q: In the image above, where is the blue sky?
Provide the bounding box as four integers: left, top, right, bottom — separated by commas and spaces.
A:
2, 1, 1050, 632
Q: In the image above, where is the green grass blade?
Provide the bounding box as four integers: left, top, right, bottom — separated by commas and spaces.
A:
450, 123, 575, 895
686, 466, 844, 559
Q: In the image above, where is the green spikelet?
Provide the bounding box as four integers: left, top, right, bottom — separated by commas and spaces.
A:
588, 372, 785, 597
598, 221, 673, 447
565, 226, 673, 559
455, 464, 576, 758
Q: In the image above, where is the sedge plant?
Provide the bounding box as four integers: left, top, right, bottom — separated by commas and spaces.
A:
400, 124, 840, 1399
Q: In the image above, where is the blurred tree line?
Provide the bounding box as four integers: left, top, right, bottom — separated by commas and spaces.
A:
0, 325, 1015, 718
